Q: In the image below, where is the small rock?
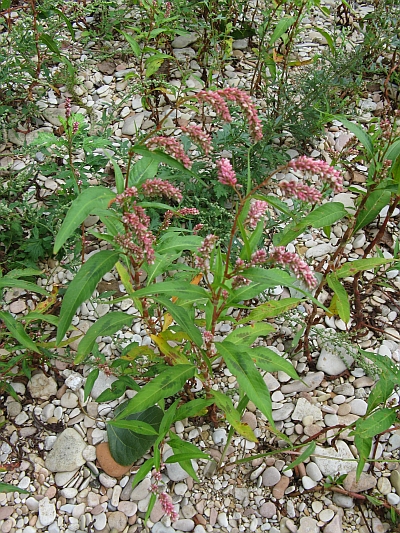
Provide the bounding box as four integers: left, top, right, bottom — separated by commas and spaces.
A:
313, 441, 356, 476
38, 497, 56, 527
60, 390, 78, 408
302, 476, 317, 489
28, 372, 57, 399
42, 108, 66, 126
281, 373, 324, 394
272, 403, 295, 421
343, 471, 377, 493
45, 428, 87, 472
173, 519, 195, 532
292, 398, 323, 421
323, 513, 343, 533
262, 466, 281, 487
316, 346, 354, 376
99, 472, 117, 488
96, 442, 133, 477
108, 511, 128, 531
319, 509, 334, 522
298, 517, 320, 533
122, 113, 146, 135
171, 33, 198, 48
390, 470, 400, 495
9, 299, 26, 314
377, 476, 391, 496
350, 399, 367, 416
260, 502, 276, 518
272, 476, 290, 499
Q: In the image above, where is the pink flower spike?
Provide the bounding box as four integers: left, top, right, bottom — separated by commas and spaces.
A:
270, 246, 317, 289
217, 158, 238, 187
196, 90, 232, 122
245, 200, 268, 229
65, 97, 71, 119
195, 234, 219, 270
181, 124, 213, 155
279, 181, 322, 203
147, 136, 192, 169
219, 88, 263, 142
159, 492, 179, 521
289, 156, 343, 193
141, 178, 183, 202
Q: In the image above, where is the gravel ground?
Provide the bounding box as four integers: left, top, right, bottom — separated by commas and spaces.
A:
1, 1, 400, 533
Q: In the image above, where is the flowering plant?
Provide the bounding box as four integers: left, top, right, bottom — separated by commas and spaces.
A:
53, 87, 353, 516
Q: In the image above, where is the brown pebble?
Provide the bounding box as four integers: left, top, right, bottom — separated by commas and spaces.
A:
56, 384, 67, 399
272, 476, 290, 499
96, 442, 133, 478
0, 507, 14, 520
128, 515, 137, 525
194, 514, 207, 526
45, 486, 57, 499
337, 403, 351, 416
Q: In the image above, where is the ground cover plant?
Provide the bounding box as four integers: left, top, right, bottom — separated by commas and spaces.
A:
1, 0, 400, 529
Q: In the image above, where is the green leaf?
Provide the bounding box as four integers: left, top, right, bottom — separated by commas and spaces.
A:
116, 365, 196, 418
360, 351, 400, 383
145, 492, 157, 524
354, 189, 391, 232
155, 296, 202, 347
132, 146, 188, 173
156, 235, 203, 254
107, 419, 159, 435
224, 323, 275, 346
121, 31, 141, 57
274, 203, 347, 246
54, 186, 115, 253
218, 341, 274, 428
84, 368, 99, 402
211, 390, 257, 442
74, 312, 133, 363
312, 27, 335, 53
269, 17, 296, 45
386, 139, 400, 164
241, 267, 294, 287
354, 434, 372, 481
132, 281, 209, 303
145, 53, 174, 78
52, 7, 75, 39
109, 159, 124, 194
251, 347, 300, 380
131, 457, 155, 489
0, 482, 29, 494
56, 250, 120, 344
350, 409, 396, 439
367, 375, 396, 415
107, 405, 163, 465
0, 278, 48, 295
326, 274, 350, 323
333, 115, 374, 159
284, 442, 316, 471
0, 311, 41, 354
129, 155, 159, 186
238, 298, 301, 323
39, 33, 61, 55
173, 398, 214, 422
164, 451, 210, 461
334, 257, 393, 279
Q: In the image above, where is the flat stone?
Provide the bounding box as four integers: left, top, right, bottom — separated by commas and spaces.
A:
172, 519, 195, 532
292, 398, 323, 422
60, 390, 79, 408
108, 511, 128, 531
0, 508, 14, 520
334, 383, 354, 396
171, 33, 198, 48
260, 502, 276, 518
377, 477, 391, 495
264, 373, 280, 391
42, 108, 66, 126
350, 399, 367, 416
28, 372, 57, 399
262, 466, 281, 487
323, 513, 343, 533
54, 470, 78, 486
343, 471, 377, 492
232, 38, 249, 50
90, 371, 119, 400
38, 497, 56, 527
272, 402, 295, 421
9, 299, 26, 313
281, 372, 324, 394
45, 428, 87, 472
306, 243, 336, 258
298, 517, 320, 533
130, 478, 151, 500
312, 441, 356, 476
122, 112, 146, 135
316, 346, 354, 376
390, 470, 400, 495
172, 48, 197, 61
96, 442, 133, 477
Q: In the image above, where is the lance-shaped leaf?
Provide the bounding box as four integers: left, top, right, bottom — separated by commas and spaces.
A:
326, 273, 350, 323
217, 341, 274, 428
334, 257, 393, 279
56, 251, 120, 344
251, 347, 300, 380
354, 189, 391, 232
350, 408, 396, 439
155, 296, 202, 347
224, 323, 275, 346
333, 115, 374, 159
0, 312, 41, 354
0, 278, 47, 295
116, 365, 196, 418
74, 312, 133, 364
284, 442, 316, 471
54, 186, 115, 253
211, 389, 257, 442
238, 298, 301, 323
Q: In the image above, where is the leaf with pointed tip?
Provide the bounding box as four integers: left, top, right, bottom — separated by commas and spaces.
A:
56, 251, 120, 344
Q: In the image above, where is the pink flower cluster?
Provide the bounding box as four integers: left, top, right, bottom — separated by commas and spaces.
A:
270, 246, 317, 289
65, 97, 71, 119
141, 178, 183, 202
197, 88, 263, 142
147, 136, 192, 169
217, 158, 238, 187
181, 124, 213, 155
116, 187, 138, 204
116, 205, 156, 264
279, 181, 322, 203
195, 234, 219, 270
158, 492, 179, 521
245, 200, 268, 229
289, 156, 343, 193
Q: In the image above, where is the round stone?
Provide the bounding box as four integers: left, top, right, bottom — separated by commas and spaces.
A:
260, 502, 276, 518
96, 442, 133, 477
262, 467, 281, 487
302, 476, 317, 490
387, 493, 400, 506
319, 509, 334, 522
306, 462, 323, 482
118, 500, 137, 517
350, 399, 367, 416
108, 511, 128, 531
311, 501, 323, 514
377, 477, 392, 496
